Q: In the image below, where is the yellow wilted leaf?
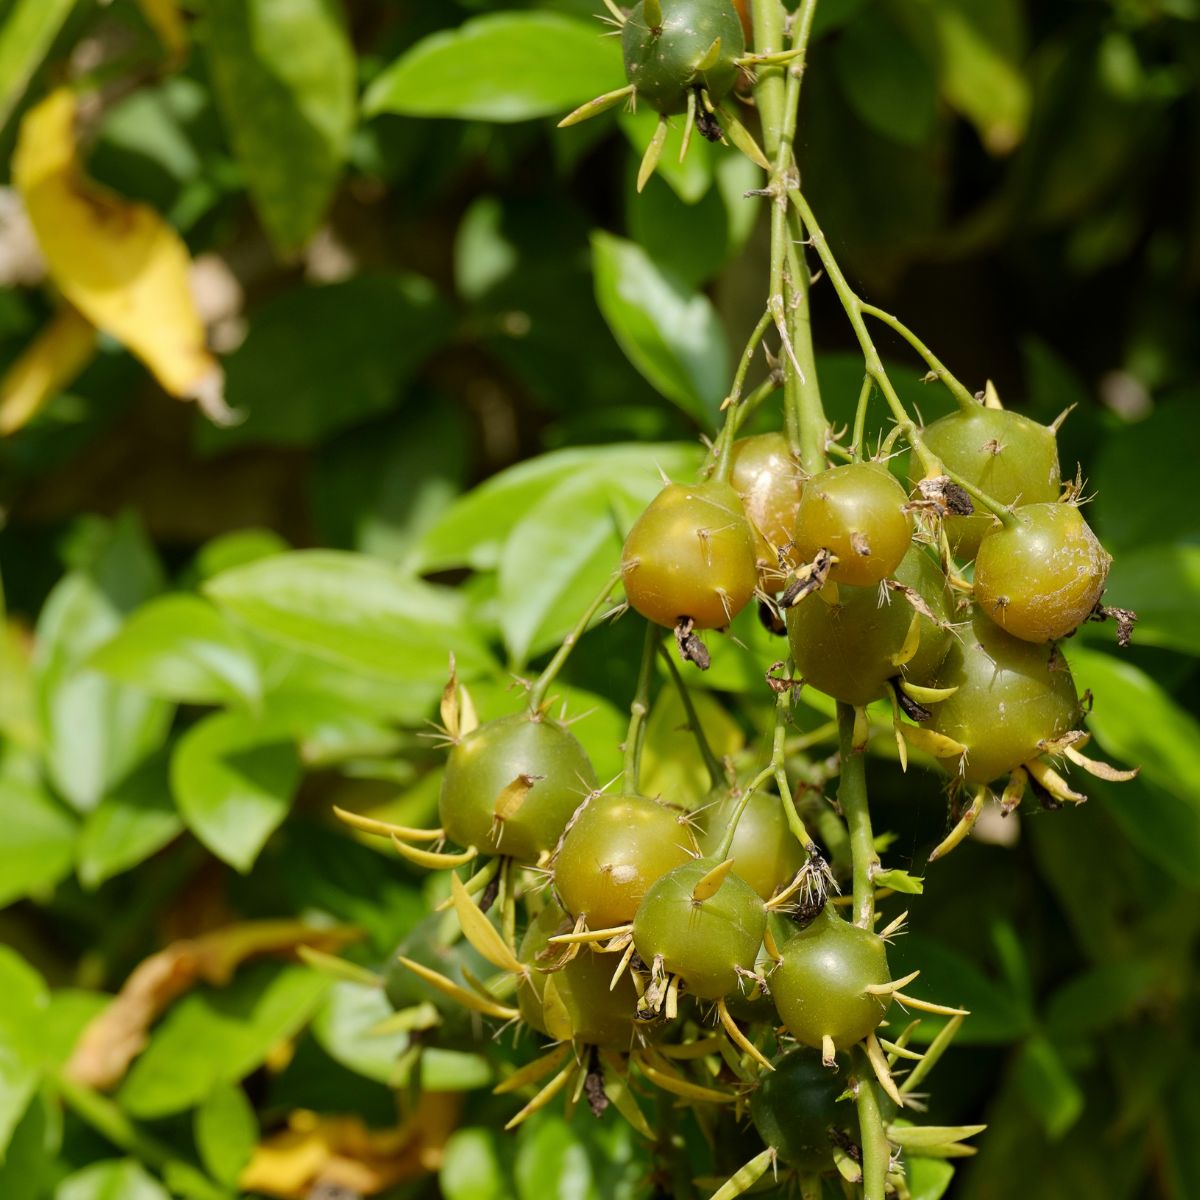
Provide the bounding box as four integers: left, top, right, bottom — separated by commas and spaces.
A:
0, 303, 95, 435
239, 1099, 460, 1198
63, 920, 360, 1090
13, 88, 232, 421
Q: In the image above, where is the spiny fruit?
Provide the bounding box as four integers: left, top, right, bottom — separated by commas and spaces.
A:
698, 788, 805, 901
621, 480, 758, 631
792, 461, 914, 587
773, 906, 891, 1051
928, 611, 1079, 784
632, 857, 766, 999
973, 502, 1111, 643
439, 713, 595, 863
729, 432, 805, 590
554, 792, 697, 928
621, 0, 745, 116
919, 406, 1061, 560
786, 544, 952, 707
750, 1046, 850, 1170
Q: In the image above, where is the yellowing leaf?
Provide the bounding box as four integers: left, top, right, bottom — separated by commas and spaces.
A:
64, 920, 360, 1090
239, 1100, 459, 1197
0, 303, 95, 434
12, 88, 232, 421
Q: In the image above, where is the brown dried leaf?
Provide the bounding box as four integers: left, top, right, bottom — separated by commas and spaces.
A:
64, 921, 360, 1090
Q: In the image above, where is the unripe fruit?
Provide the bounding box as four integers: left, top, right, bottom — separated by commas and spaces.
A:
729, 433, 805, 590
438, 713, 596, 863
793, 462, 913, 587
918, 407, 1060, 560
773, 907, 891, 1050
698, 789, 804, 901
621, 481, 758, 631
554, 793, 696, 928
786, 544, 952, 706
517, 901, 639, 1048
974, 502, 1111, 643
929, 611, 1079, 784
632, 858, 766, 999
622, 0, 745, 116
751, 1046, 850, 1170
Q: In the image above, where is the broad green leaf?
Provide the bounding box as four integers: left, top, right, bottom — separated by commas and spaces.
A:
1044, 959, 1159, 1040
907, 1159, 955, 1200
76, 755, 183, 889
0, 0, 76, 132
591, 232, 729, 428
497, 472, 633, 666
205, 0, 356, 255
887, 935, 1033, 1044
206, 551, 492, 682
441, 1128, 512, 1200
90, 594, 259, 706
200, 276, 452, 451
932, 0, 1030, 154
119, 962, 329, 1117
1068, 646, 1200, 804
40, 989, 108, 1072
55, 1160, 171, 1200
0, 1091, 57, 1200
190, 529, 289, 584
1014, 1036, 1084, 1140
33, 516, 169, 812
515, 1117, 594, 1200
364, 13, 622, 122
640, 685, 743, 811
311, 981, 411, 1085
0, 946, 48, 1159
834, 8, 939, 147
0, 774, 75, 907
416, 443, 702, 573
1090, 544, 1200, 657
0, 618, 38, 750
194, 1083, 257, 1189
171, 712, 299, 872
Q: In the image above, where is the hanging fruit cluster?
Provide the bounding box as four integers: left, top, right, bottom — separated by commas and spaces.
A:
336, 3, 1138, 1197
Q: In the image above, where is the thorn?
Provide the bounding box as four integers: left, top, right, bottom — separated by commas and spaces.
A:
637, 114, 669, 193
692, 858, 737, 902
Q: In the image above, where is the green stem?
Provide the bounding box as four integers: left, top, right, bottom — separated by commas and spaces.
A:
859, 302, 976, 412
529, 576, 619, 712
854, 1058, 891, 1200
622, 620, 659, 793
836, 702, 876, 929
749, 0, 787, 154
56, 1077, 228, 1200
658, 642, 725, 789
850, 373, 873, 458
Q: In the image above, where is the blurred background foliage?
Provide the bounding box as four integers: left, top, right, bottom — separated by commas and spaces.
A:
0, 0, 1198, 1198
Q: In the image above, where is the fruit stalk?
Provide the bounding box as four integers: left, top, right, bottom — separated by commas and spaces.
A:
623, 619, 661, 792
853, 1055, 891, 1200
837, 702, 876, 929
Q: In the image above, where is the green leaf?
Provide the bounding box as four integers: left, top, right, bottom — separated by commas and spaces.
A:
0, 1091, 57, 1200
441, 1128, 513, 1200
1043, 959, 1159, 1040
907, 1158, 955, 1200
171, 712, 299, 872
33, 516, 169, 812
887, 935, 1033, 1044
56, 1159, 171, 1200
119, 961, 329, 1118
0, 946, 48, 1160
190, 530, 289, 584
515, 1117, 594, 1200
0, 774, 76, 907
76, 755, 183, 889
364, 13, 622, 122
1091, 543, 1200, 657
90, 594, 260, 706
205, 0, 356, 255
200, 276, 452, 451
205, 550, 492, 682
1014, 1036, 1084, 1140
932, 0, 1031, 154
833, 8, 939, 147
311, 981, 411, 1084
0, 0, 76, 132
194, 1083, 257, 1189
1068, 646, 1200, 805
591, 232, 729, 428
872, 867, 924, 895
